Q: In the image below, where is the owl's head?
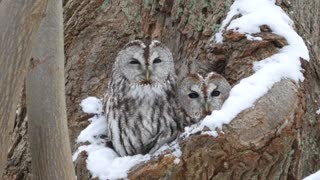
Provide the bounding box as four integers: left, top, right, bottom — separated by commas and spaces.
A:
113, 40, 175, 86
178, 72, 231, 121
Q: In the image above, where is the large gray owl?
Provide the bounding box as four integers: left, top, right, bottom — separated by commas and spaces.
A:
104, 40, 181, 156
178, 72, 231, 126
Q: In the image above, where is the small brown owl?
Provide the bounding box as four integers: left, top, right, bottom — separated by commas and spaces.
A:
104, 40, 181, 156
178, 72, 231, 126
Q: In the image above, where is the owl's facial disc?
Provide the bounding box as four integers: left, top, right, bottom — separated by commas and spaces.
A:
147, 45, 174, 85
120, 49, 153, 85
119, 41, 175, 88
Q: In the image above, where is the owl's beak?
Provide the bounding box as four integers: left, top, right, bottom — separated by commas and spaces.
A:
203, 102, 211, 115
145, 68, 150, 80
140, 67, 152, 85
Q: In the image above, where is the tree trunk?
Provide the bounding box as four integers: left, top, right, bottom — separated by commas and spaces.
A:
282, 0, 320, 176
25, 0, 76, 179
3, 0, 320, 179
0, 0, 47, 177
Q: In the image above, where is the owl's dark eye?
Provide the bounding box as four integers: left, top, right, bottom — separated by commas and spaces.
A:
129, 58, 140, 64
153, 58, 162, 64
188, 92, 199, 98
211, 90, 220, 97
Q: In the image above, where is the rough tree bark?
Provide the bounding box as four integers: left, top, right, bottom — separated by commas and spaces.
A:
0, 0, 47, 178
280, 0, 320, 177
3, 0, 320, 179
25, 0, 76, 179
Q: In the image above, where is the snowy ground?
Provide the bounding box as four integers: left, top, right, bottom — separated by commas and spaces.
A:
73, 0, 310, 179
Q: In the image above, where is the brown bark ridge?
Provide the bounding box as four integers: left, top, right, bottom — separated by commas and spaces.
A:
26, 0, 76, 179
0, 0, 47, 178
2, 90, 32, 180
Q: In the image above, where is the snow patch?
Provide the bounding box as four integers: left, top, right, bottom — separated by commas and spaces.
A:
80, 97, 103, 114
202, 131, 218, 137
76, 114, 107, 144
304, 170, 320, 180
174, 158, 180, 164
246, 34, 262, 41
316, 108, 320, 115
73, 144, 151, 180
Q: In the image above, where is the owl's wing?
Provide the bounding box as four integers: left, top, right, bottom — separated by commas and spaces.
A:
142, 133, 163, 155
102, 91, 109, 111
176, 103, 194, 128
103, 79, 114, 114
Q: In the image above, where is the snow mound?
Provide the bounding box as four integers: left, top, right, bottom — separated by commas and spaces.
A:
304, 170, 320, 180
77, 97, 106, 143
186, 0, 309, 135
80, 96, 103, 114
73, 144, 151, 180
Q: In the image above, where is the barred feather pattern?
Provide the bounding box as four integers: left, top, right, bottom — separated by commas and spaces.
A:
178, 108, 199, 127
105, 70, 181, 157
